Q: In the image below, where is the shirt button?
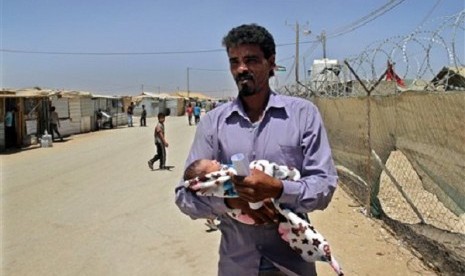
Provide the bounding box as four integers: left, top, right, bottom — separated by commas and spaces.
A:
257, 245, 262, 250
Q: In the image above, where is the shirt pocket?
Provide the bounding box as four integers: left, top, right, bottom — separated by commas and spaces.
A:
279, 145, 303, 169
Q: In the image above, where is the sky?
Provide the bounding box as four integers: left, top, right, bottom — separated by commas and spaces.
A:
1, 0, 464, 97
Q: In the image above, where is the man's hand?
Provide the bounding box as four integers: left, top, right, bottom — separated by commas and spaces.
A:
225, 198, 279, 225
231, 169, 283, 203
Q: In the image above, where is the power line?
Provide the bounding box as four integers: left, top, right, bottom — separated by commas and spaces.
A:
327, 0, 406, 39
0, 48, 224, 56
416, 0, 443, 28
0, 40, 318, 56
187, 67, 228, 72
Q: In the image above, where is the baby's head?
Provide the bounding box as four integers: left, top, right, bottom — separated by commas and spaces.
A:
183, 159, 222, 181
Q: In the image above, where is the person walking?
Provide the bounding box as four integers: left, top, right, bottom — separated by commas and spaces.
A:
49, 106, 63, 141
185, 103, 193, 126
148, 112, 169, 170
140, 105, 147, 127
5, 106, 17, 149
96, 109, 103, 130
193, 102, 201, 125
175, 24, 338, 276
127, 102, 134, 127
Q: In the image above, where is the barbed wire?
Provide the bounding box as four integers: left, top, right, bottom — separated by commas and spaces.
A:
282, 10, 465, 97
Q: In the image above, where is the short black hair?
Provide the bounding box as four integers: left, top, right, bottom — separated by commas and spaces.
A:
222, 24, 276, 77
157, 112, 165, 119
222, 24, 276, 59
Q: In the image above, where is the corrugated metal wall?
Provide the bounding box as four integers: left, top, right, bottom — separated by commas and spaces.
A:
59, 119, 81, 136
166, 99, 177, 116
52, 98, 69, 118
80, 117, 91, 133
113, 113, 127, 126
80, 98, 93, 132
80, 98, 93, 116
69, 98, 81, 120
134, 98, 159, 117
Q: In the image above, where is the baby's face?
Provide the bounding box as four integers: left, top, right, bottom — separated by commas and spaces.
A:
199, 159, 222, 173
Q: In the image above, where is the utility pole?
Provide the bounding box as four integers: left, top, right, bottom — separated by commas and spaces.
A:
141, 84, 144, 93
287, 21, 310, 93
303, 56, 307, 83
295, 21, 300, 88
320, 30, 327, 59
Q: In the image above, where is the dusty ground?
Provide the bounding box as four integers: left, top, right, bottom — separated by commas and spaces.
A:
1, 115, 437, 275
379, 151, 465, 234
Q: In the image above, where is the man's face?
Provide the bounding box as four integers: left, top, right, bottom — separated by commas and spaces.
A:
227, 44, 275, 97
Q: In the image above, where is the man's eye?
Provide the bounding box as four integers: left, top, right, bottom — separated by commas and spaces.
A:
245, 58, 258, 64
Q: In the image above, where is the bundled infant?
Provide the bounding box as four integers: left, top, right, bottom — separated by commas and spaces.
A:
183, 159, 344, 276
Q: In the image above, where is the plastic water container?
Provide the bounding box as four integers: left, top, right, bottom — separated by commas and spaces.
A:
231, 153, 250, 176
231, 153, 263, 210
41, 130, 53, 148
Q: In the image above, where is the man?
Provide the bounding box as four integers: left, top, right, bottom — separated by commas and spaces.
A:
127, 102, 134, 127
140, 104, 147, 127
5, 106, 17, 148
175, 24, 338, 276
49, 106, 63, 141
96, 109, 103, 130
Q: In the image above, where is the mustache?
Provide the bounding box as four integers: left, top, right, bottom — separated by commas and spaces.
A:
235, 73, 254, 82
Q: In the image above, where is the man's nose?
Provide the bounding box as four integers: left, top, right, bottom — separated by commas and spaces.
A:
237, 61, 249, 73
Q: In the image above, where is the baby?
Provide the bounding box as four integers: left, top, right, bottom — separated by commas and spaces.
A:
183, 159, 344, 276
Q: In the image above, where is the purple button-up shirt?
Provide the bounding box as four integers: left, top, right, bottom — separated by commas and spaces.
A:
175, 91, 338, 276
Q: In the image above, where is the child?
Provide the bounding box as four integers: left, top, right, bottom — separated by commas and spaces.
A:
148, 112, 169, 170
183, 159, 344, 276
140, 105, 147, 127
185, 103, 193, 126
193, 103, 201, 125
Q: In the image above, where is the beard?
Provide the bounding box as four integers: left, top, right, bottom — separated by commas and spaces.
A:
238, 83, 256, 97
236, 73, 256, 97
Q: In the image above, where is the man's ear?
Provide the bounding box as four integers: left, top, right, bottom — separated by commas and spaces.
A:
268, 54, 276, 68
268, 54, 276, 77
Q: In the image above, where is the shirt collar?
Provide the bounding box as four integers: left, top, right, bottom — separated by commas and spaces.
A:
226, 90, 287, 120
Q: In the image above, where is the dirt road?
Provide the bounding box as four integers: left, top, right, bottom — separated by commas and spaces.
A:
2, 116, 436, 275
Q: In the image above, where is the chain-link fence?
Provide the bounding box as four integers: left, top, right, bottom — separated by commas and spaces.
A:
282, 10, 465, 275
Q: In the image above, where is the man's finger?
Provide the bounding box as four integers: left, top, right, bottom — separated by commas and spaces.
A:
231, 175, 246, 183
250, 211, 273, 224
236, 187, 256, 202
